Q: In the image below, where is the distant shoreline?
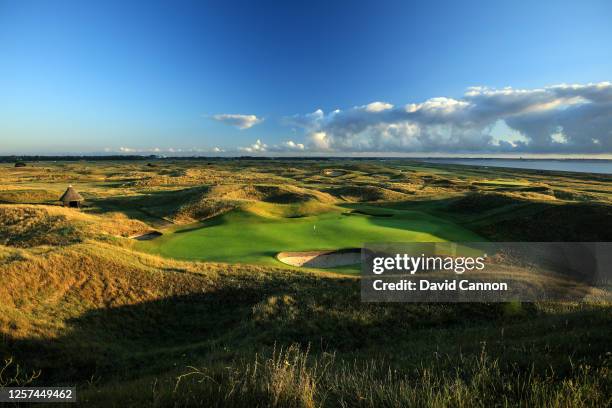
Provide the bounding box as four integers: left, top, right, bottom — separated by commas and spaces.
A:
419, 158, 612, 175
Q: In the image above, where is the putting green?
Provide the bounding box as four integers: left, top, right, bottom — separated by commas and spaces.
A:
137, 207, 483, 266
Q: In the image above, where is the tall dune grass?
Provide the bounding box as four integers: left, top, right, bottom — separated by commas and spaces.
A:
82, 344, 611, 407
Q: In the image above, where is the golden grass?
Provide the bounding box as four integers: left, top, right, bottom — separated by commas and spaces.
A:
0, 188, 60, 203
0, 244, 221, 340
130, 167, 289, 187
0, 237, 332, 340
169, 184, 337, 223
324, 185, 412, 202
172, 198, 240, 223
0, 204, 149, 247
92, 344, 610, 408
1, 159, 611, 406
244, 200, 339, 218
206, 184, 336, 204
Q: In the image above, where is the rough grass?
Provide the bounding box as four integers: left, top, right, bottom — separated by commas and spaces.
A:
81, 345, 612, 407
447, 192, 528, 214
171, 185, 337, 223
244, 200, 339, 218
173, 198, 241, 223
0, 205, 149, 247
206, 184, 336, 204
0, 189, 59, 204
1, 159, 611, 407
1, 241, 610, 407
473, 201, 612, 241
324, 185, 411, 202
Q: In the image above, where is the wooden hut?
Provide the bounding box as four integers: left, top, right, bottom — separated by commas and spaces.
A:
59, 185, 84, 208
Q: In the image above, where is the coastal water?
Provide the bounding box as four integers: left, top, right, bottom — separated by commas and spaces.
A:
420, 159, 612, 175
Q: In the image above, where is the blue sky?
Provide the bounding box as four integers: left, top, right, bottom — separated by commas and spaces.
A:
1, 0, 611, 155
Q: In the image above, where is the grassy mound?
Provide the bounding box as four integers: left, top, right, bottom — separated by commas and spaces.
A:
324, 185, 410, 202
129, 166, 289, 188
173, 197, 240, 223
479, 202, 612, 241
0, 189, 60, 204
553, 188, 602, 202
0, 205, 149, 247
1, 242, 610, 406
92, 183, 338, 226
170, 185, 336, 223
244, 200, 338, 218
448, 192, 528, 214
207, 184, 336, 204
422, 176, 463, 188
445, 193, 612, 241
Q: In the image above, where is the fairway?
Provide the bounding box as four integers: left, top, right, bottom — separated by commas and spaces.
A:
137, 207, 483, 265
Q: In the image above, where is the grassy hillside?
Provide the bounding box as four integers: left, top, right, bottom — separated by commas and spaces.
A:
0, 159, 611, 407
0, 204, 149, 247
1, 241, 610, 406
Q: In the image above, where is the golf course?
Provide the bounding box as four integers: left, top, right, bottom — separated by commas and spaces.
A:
136, 205, 483, 266
1, 158, 611, 406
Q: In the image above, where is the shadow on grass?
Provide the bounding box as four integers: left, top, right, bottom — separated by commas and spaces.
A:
3, 286, 265, 385
342, 195, 612, 242
3, 271, 611, 390
89, 187, 210, 218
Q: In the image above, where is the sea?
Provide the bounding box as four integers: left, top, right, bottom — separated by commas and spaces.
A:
418, 159, 612, 175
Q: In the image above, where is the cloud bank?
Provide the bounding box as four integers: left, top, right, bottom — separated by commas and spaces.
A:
238, 139, 305, 153
287, 82, 612, 154
212, 113, 263, 129
105, 146, 224, 155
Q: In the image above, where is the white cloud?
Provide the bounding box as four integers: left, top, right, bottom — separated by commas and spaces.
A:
278, 140, 305, 151
239, 139, 268, 153
551, 130, 568, 144
310, 132, 331, 150
238, 139, 307, 153
105, 146, 223, 155
287, 82, 612, 154
212, 113, 263, 129
363, 101, 394, 112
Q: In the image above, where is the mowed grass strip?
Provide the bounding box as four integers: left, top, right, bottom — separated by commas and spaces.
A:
137, 206, 483, 265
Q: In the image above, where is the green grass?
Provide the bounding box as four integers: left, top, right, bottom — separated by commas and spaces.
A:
137, 206, 483, 265
2, 159, 611, 406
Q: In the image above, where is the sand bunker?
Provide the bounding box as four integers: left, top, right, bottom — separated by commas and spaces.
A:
131, 230, 163, 241
276, 248, 361, 268
323, 169, 346, 177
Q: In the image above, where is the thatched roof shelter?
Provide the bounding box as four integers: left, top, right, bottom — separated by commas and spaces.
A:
59, 185, 84, 207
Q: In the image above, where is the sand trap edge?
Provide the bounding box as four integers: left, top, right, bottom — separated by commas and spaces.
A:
276, 248, 361, 268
